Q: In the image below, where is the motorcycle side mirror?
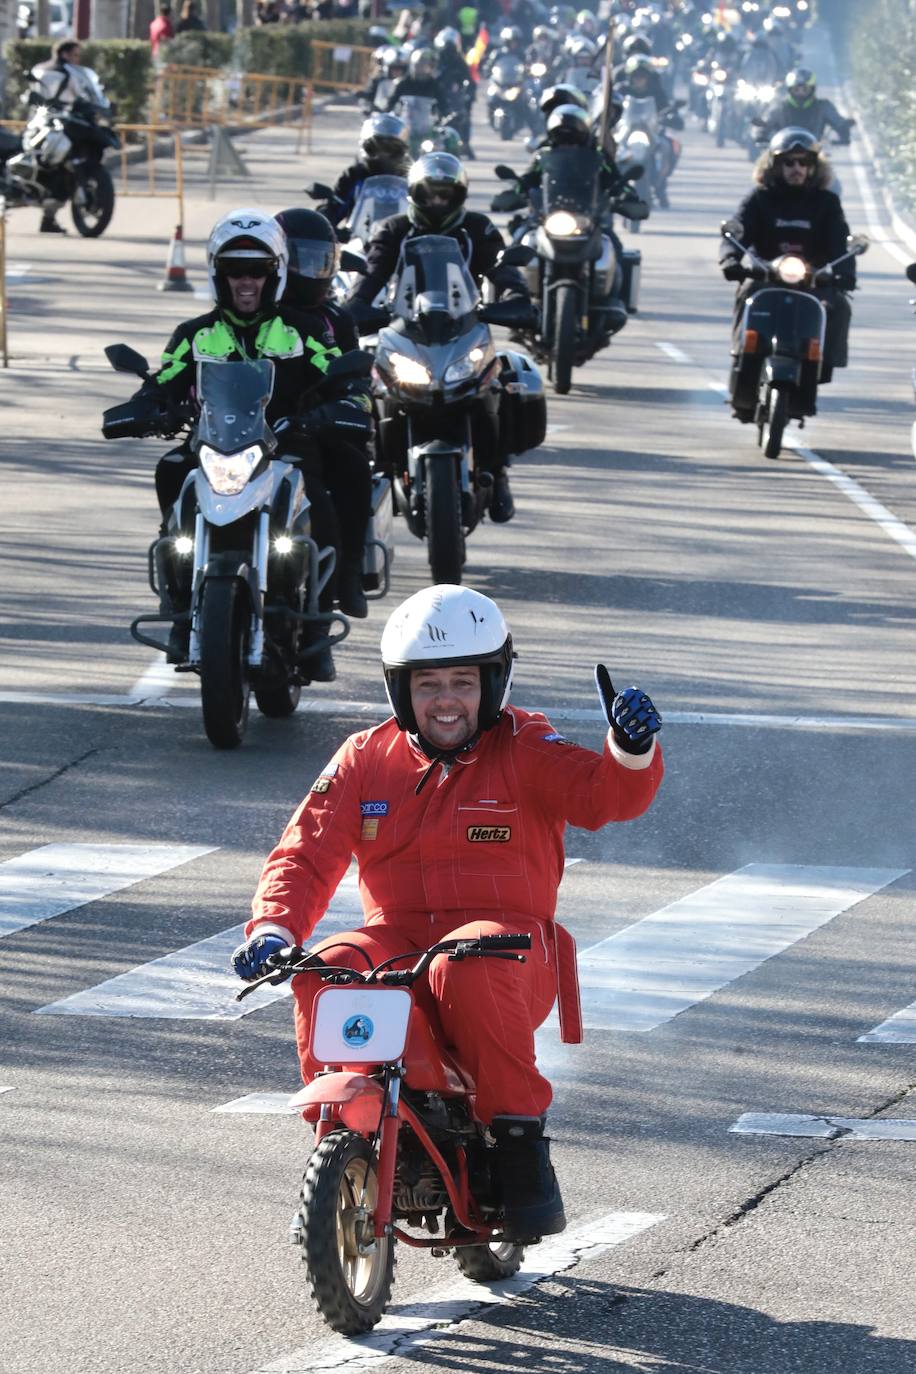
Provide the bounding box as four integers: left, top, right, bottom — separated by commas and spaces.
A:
499, 243, 536, 267
847, 233, 869, 255
906, 262, 916, 285
721, 218, 744, 240
325, 350, 373, 381
339, 249, 367, 273
494, 164, 518, 181
305, 181, 333, 200
105, 343, 151, 378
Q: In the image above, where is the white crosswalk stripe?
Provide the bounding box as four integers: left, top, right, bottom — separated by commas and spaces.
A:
0, 843, 217, 940
35, 872, 364, 1020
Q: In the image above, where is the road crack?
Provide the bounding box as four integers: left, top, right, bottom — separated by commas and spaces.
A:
0, 747, 100, 811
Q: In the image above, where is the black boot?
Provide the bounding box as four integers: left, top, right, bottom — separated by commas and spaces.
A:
337, 560, 368, 618
491, 1116, 566, 1243
166, 619, 190, 665
489, 472, 515, 524
40, 214, 66, 234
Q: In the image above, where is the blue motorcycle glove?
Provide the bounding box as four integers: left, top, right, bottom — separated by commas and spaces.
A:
231, 932, 288, 982
595, 664, 662, 755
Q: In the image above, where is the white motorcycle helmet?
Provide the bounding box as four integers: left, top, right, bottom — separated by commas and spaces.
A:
381, 585, 515, 735
207, 208, 288, 311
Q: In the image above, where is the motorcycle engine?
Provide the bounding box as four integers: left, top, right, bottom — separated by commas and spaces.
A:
393, 1129, 448, 1218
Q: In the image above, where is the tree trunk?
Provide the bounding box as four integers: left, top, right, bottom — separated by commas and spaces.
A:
236, 0, 253, 31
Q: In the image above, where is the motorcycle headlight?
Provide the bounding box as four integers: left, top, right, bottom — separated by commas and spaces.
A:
389, 351, 432, 387
694, 73, 709, 86
775, 254, 809, 285
199, 442, 263, 495
531, 62, 548, 76
797, 1, 809, 9
544, 210, 586, 236
444, 344, 491, 386
505, 86, 521, 100
174, 534, 194, 556
773, 4, 791, 14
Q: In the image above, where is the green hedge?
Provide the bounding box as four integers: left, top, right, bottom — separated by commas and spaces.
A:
165, 30, 235, 69
2, 39, 153, 123
828, 0, 916, 212
233, 20, 376, 79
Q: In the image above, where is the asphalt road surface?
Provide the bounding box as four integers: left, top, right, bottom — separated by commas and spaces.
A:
1, 22, 915, 1374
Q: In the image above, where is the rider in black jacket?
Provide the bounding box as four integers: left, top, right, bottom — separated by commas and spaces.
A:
316, 113, 410, 228
719, 128, 855, 414
349, 153, 532, 524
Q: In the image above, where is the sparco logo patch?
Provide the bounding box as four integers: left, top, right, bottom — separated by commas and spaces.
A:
467, 825, 512, 843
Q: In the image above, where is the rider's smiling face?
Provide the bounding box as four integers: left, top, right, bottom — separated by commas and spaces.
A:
410, 666, 481, 750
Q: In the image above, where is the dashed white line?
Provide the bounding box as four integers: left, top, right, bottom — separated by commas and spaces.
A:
655, 341, 692, 364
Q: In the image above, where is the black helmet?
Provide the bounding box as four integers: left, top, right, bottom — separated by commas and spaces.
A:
786, 66, 816, 104
768, 125, 820, 160
274, 207, 339, 308
624, 53, 654, 80
546, 103, 591, 146
407, 152, 468, 232
359, 111, 409, 174
539, 82, 589, 118
622, 33, 652, 58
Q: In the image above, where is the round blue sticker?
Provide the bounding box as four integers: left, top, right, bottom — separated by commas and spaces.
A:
342, 1014, 374, 1046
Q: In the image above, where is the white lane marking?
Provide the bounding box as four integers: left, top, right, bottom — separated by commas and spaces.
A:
5, 262, 33, 279
3, 688, 915, 733
129, 656, 189, 699
0, 1086, 15, 1096
731, 1112, 916, 1141
858, 1000, 916, 1043
785, 437, 916, 561
656, 341, 692, 364
213, 1093, 298, 1114
546, 423, 572, 434
0, 843, 216, 941
35, 872, 364, 1019
554, 865, 907, 1034
249, 1211, 665, 1374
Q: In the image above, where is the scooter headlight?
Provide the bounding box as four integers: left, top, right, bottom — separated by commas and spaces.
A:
199, 442, 263, 495
388, 351, 432, 387
544, 210, 587, 237
444, 343, 492, 385
775, 254, 809, 285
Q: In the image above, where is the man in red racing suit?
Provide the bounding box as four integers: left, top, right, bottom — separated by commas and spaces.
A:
236, 584, 663, 1241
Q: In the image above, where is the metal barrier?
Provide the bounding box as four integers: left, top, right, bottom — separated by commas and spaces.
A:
150, 66, 312, 137
114, 124, 186, 228
308, 40, 375, 93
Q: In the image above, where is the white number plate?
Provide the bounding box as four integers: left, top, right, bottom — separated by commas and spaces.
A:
310, 986, 412, 1064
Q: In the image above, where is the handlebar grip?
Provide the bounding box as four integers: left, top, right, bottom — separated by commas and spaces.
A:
478, 933, 532, 952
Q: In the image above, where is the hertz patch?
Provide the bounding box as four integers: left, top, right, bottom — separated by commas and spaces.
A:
467, 825, 512, 842
310, 777, 331, 794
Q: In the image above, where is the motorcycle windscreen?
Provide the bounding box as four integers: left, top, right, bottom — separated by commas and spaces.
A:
742, 288, 826, 356
396, 95, 436, 129
392, 234, 481, 324
540, 145, 601, 215
348, 174, 409, 245
69, 64, 108, 108
620, 94, 660, 134
491, 58, 524, 86
195, 359, 274, 452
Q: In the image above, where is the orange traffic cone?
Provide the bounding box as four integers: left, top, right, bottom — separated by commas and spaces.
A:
157, 223, 194, 293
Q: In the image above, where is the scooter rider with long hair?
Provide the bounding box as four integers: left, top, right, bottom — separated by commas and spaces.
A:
233, 584, 663, 1243
719, 127, 856, 420
349, 152, 533, 523
146, 208, 372, 668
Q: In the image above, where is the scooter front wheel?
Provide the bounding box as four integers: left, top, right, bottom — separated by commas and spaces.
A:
762, 387, 788, 460
298, 1129, 396, 1334
455, 1239, 525, 1281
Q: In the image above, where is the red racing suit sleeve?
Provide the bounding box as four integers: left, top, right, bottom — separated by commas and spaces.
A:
247, 736, 365, 946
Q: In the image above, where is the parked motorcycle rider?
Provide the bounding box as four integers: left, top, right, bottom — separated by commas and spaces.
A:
233, 583, 664, 1242
349, 152, 535, 524
434, 25, 476, 154
29, 38, 87, 232
386, 46, 445, 116
482, 22, 526, 76
144, 209, 372, 668
316, 113, 410, 229
513, 103, 649, 335
719, 128, 856, 420
360, 45, 408, 113
754, 67, 854, 145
